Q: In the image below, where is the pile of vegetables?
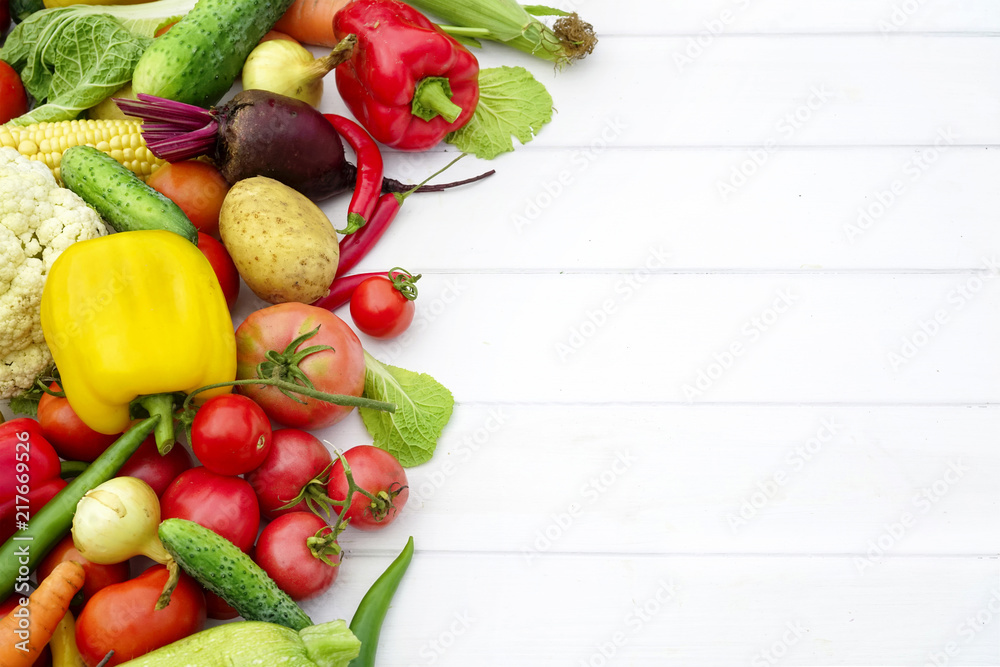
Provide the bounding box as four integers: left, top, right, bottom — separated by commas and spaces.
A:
0, 0, 598, 663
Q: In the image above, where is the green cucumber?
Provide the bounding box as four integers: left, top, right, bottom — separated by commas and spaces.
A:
60, 145, 198, 244
158, 518, 313, 631
131, 0, 297, 108
119, 620, 361, 667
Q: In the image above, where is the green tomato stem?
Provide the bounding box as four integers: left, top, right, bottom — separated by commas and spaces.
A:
183, 379, 395, 414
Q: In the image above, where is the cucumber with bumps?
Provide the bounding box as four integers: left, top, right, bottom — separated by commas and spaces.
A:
131, 0, 297, 107
60, 145, 198, 243
158, 518, 313, 630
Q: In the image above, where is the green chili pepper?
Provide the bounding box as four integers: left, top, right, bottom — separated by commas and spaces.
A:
348, 536, 414, 667
0, 416, 160, 598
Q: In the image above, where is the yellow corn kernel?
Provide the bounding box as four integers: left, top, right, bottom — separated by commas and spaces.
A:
0, 119, 166, 184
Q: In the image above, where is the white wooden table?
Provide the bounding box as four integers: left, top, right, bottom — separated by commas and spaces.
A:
9, 0, 997, 664
260, 2, 1000, 665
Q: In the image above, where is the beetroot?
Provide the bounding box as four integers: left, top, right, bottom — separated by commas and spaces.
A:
117, 90, 492, 201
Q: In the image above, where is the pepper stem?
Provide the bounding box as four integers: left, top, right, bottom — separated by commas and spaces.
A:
411, 77, 463, 123
137, 393, 176, 455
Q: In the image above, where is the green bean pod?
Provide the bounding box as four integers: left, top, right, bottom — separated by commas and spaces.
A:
348, 536, 415, 667
0, 416, 160, 598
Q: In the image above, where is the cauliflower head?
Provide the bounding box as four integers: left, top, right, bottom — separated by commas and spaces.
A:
0, 146, 107, 399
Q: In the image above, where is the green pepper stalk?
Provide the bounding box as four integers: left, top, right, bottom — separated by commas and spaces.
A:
407, 0, 597, 66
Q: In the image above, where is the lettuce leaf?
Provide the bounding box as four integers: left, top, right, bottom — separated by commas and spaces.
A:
446, 66, 554, 160
359, 351, 454, 468
1, 10, 150, 125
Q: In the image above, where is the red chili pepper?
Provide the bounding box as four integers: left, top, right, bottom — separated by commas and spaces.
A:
333, 193, 403, 281
0, 418, 62, 505
324, 114, 384, 234
333, 0, 480, 151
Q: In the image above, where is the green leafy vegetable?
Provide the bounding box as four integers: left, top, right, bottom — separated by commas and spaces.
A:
359, 351, 454, 468
446, 66, 553, 160
0, 11, 150, 125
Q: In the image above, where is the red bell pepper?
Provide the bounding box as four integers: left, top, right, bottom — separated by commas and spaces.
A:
0, 477, 67, 544
0, 418, 62, 505
333, 0, 480, 151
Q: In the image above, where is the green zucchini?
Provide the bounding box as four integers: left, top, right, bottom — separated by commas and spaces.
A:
158, 518, 313, 630
131, 0, 297, 107
119, 620, 361, 667
60, 146, 198, 244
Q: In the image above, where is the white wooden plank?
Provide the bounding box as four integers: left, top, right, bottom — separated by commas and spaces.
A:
516, 1, 1000, 35
299, 552, 1000, 666
342, 146, 1000, 272
248, 272, 1000, 406
319, 404, 1000, 557
329, 36, 1000, 148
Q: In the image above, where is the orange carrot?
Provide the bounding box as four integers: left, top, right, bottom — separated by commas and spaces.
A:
273, 0, 353, 47
0, 561, 86, 667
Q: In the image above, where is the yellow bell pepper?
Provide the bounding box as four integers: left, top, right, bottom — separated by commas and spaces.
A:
40, 230, 236, 452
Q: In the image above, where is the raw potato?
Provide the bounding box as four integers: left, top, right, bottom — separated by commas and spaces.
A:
219, 176, 339, 304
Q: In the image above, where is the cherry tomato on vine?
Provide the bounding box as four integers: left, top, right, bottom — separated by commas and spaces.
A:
190, 394, 272, 476
245, 428, 334, 520
37, 382, 119, 462
349, 268, 420, 339
327, 445, 408, 530
253, 511, 341, 600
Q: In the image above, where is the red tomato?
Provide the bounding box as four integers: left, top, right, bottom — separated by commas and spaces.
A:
160, 467, 260, 552
76, 565, 206, 666
327, 446, 408, 530
36, 535, 130, 608
349, 274, 417, 339
146, 160, 230, 236
116, 435, 193, 497
0, 61, 28, 125
234, 304, 365, 430
37, 382, 119, 462
245, 429, 334, 520
204, 590, 240, 620
190, 394, 272, 476
253, 512, 341, 600
0, 418, 61, 504
197, 232, 240, 310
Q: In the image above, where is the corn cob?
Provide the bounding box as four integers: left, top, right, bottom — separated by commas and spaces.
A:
0, 118, 166, 184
